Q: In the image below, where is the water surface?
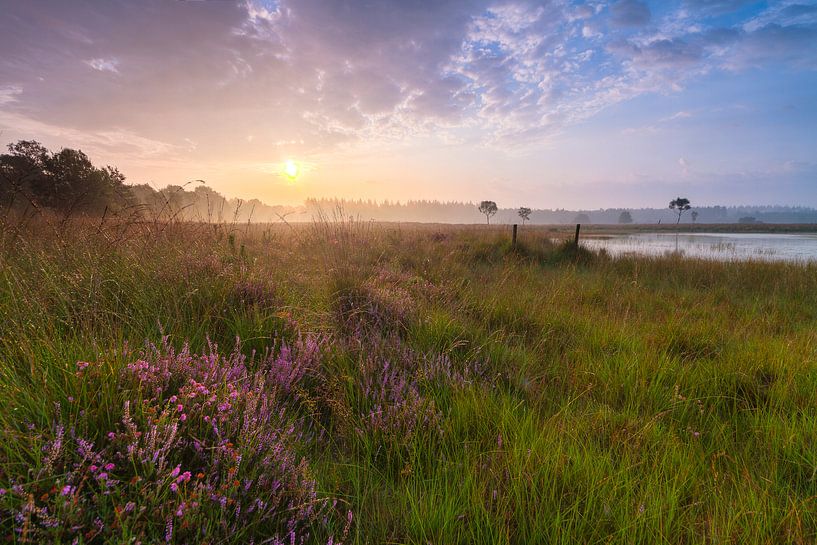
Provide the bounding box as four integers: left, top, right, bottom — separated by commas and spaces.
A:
582, 232, 817, 263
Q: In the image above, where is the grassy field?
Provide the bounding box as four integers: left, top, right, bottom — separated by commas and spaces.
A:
1, 217, 816, 544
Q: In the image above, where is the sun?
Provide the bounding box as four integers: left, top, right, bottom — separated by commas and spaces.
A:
283, 159, 300, 180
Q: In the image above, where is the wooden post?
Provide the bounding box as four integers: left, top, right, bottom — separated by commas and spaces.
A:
512, 224, 518, 247
574, 223, 581, 247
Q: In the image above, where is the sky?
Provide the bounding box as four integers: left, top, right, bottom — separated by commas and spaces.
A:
1, 0, 816, 209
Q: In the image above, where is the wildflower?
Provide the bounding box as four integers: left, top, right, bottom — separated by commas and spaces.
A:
176, 404, 184, 413
170, 483, 179, 493
104, 463, 115, 471
107, 432, 116, 440
124, 502, 135, 513
170, 465, 181, 478
180, 414, 187, 422
89, 465, 98, 472
0, 489, 6, 496
61, 485, 73, 496
77, 361, 90, 370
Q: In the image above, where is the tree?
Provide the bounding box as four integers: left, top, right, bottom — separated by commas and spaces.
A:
574, 213, 590, 224
669, 197, 691, 224
691, 210, 698, 223
669, 197, 692, 252
478, 200, 498, 225
618, 210, 633, 224
0, 140, 132, 214
518, 206, 531, 225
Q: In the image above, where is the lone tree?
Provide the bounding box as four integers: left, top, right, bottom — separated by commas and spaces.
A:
478, 200, 498, 225
618, 210, 633, 224
669, 197, 692, 251
691, 210, 699, 223
518, 206, 531, 225
669, 197, 691, 224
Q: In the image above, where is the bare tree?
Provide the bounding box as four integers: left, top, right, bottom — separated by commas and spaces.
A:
478, 200, 498, 225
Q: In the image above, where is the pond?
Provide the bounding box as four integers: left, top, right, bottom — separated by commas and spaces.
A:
581, 232, 817, 263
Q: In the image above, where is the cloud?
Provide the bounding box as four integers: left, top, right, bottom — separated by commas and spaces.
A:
0, 0, 815, 161
0, 85, 22, 105
682, 0, 758, 16
678, 157, 691, 176
85, 58, 120, 73
610, 0, 652, 28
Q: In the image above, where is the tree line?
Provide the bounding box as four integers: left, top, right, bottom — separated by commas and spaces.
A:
3, 140, 816, 224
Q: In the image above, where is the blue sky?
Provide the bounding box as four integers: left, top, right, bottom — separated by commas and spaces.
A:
0, 0, 815, 208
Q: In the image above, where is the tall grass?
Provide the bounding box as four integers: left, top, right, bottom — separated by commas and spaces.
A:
1, 216, 816, 543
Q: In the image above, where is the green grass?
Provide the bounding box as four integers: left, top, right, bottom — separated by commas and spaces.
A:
1, 218, 816, 543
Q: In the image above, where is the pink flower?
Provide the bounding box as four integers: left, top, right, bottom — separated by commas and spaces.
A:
61, 485, 73, 496
180, 414, 187, 421
76, 361, 90, 370
170, 483, 178, 493
89, 465, 98, 472
170, 465, 181, 478
104, 463, 115, 471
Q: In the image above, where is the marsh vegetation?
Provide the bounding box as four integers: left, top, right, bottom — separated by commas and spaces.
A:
1, 216, 816, 543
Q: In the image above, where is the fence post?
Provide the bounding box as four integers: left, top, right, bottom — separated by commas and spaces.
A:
512, 224, 518, 247
574, 223, 581, 247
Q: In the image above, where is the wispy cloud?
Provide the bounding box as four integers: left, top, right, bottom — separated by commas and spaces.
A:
84, 58, 120, 73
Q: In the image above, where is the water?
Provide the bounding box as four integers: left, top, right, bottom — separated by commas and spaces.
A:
582, 232, 817, 263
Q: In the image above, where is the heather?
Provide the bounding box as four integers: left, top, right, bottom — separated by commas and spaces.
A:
1, 217, 817, 543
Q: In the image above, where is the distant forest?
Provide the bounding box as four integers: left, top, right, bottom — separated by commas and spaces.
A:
2, 141, 816, 224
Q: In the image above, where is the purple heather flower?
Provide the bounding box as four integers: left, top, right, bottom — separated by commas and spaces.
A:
170, 483, 178, 493
104, 463, 115, 471
170, 465, 180, 478
61, 485, 73, 496
76, 361, 90, 370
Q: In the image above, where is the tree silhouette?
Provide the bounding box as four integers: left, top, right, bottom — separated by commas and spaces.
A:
0, 140, 131, 214
478, 200, 498, 225
518, 206, 531, 225
669, 197, 692, 251
618, 210, 633, 224
691, 210, 698, 223
669, 197, 691, 224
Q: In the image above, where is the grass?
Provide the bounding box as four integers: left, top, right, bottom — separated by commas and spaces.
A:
1, 216, 816, 543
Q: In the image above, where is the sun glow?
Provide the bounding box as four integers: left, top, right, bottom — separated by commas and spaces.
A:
283, 159, 300, 180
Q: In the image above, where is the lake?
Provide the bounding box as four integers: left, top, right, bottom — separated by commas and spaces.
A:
582, 232, 817, 263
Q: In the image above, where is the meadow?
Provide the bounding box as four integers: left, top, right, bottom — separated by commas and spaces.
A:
1, 216, 816, 544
